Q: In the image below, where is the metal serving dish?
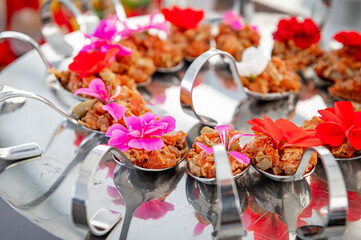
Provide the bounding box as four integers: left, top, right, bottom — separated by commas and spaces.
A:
0, 15, 359, 240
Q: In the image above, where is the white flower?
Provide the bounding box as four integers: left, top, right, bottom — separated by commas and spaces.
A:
236, 46, 270, 78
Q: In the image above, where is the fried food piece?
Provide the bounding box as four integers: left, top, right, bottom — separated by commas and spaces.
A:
243, 135, 317, 175
125, 131, 188, 169
185, 126, 249, 179
272, 40, 323, 71
215, 23, 260, 61
241, 57, 301, 94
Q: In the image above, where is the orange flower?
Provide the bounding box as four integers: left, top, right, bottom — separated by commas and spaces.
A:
316, 101, 361, 149
248, 115, 322, 149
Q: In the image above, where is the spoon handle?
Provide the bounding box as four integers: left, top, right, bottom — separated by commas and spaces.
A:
180, 48, 242, 127
119, 207, 138, 240
0, 31, 52, 69
213, 144, 246, 239
0, 90, 78, 125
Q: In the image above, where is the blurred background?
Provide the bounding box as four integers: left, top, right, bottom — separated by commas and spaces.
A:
0, 0, 334, 70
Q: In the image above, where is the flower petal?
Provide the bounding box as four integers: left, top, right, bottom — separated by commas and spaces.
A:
74, 78, 108, 101
162, 6, 204, 31
102, 102, 125, 121
157, 115, 176, 133
222, 10, 243, 31
236, 47, 269, 77
124, 115, 143, 137
129, 137, 164, 151
334, 101, 355, 130
354, 111, 361, 128
228, 151, 250, 164
109, 85, 121, 101
347, 126, 361, 150
318, 108, 342, 125
228, 133, 256, 150
195, 142, 213, 154
105, 123, 128, 137
248, 115, 287, 148
214, 125, 230, 147
316, 122, 346, 147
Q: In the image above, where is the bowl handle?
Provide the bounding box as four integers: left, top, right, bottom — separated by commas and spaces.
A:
213, 144, 246, 239
180, 48, 243, 127
296, 146, 348, 239
72, 144, 122, 236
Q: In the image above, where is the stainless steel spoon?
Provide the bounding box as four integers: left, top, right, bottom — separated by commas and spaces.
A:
112, 149, 186, 240
180, 48, 296, 127
253, 146, 348, 239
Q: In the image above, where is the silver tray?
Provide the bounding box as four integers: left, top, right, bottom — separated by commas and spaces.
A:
0, 22, 360, 240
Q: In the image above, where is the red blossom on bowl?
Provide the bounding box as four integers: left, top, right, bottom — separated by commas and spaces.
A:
273, 17, 321, 49
316, 101, 361, 149
334, 31, 361, 60
334, 31, 361, 48
247, 115, 322, 149
68, 47, 119, 77
162, 5, 204, 31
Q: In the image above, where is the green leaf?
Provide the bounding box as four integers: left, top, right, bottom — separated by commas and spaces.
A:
229, 141, 238, 151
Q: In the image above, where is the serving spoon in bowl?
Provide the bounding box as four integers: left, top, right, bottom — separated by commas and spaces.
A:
180, 48, 296, 127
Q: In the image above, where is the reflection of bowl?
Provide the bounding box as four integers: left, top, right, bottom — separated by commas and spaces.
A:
185, 175, 249, 232
315, 159, 361, 192
246, 168, 311, 232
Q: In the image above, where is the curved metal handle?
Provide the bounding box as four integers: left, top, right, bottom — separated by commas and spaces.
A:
180, 48, 242, 127
213, 144, 246, 240
0, 143, 41, 161
110, 0, 127, 21
40, 0, 85, 56
0, 31, 51, 69
296, 146, 348, 239
72, 144, 122, 236
0, 90, 78, 125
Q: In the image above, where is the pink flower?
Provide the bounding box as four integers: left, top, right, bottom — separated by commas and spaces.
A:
222, 10, 244, 31
106, 112, 176, 152
74, 78, 125, 121
81, 15, 132, 56
74, 78, 120, 103
196, 125, 253, 164
119, 10, 169, 38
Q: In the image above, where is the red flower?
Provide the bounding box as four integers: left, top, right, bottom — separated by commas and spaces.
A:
334, 31, 361, 60
247, 115, 322, 149
334, 31, 361, 48
68, 47, 119, 77
162, 6, 204, 31
273, 17, 321, 49
316, 101, 361, 149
